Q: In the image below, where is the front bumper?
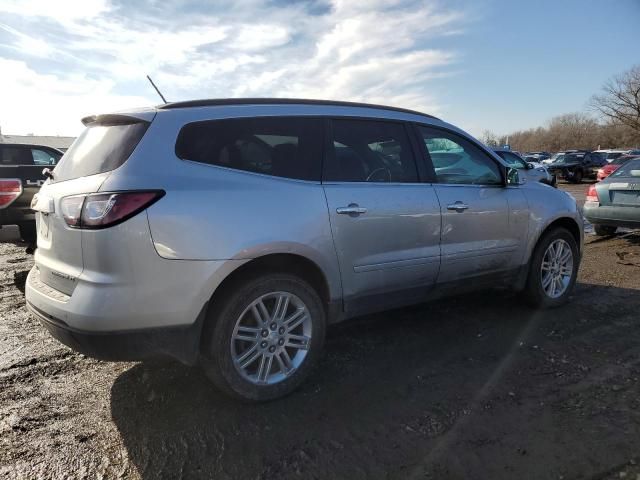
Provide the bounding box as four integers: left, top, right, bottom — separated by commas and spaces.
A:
27, 300, 205, 365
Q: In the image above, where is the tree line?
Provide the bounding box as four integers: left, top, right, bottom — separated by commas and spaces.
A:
481, 65, 640, 153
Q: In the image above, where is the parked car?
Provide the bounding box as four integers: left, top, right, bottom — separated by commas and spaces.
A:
594, 149, 640, 163
25, 98, 583, 401
584, 157, 640, 235
524, 151, 551, 162
0, 143, 63, 242
546, 151, 606, 183
596, 154, 640, 181
493, 148, 556, 186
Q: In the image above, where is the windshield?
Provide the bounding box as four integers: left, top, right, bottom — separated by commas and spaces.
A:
606, 152, 624, 160
551, 153, 565, 163
609, 159, 640, 178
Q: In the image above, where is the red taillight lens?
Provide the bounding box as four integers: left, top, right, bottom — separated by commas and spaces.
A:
60, 195, 85, 226
61, 191, 164, 228
586, 184, 599, 203
0, 179, 22, 208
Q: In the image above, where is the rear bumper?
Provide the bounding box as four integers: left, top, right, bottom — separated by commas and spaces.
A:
27, 301, 205, 365
584, 203, 640, 229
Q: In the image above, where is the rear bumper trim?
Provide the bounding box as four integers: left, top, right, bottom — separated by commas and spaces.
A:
27, 301, 206, 366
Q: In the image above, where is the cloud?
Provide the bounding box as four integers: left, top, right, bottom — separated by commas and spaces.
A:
0, 0, 466, 135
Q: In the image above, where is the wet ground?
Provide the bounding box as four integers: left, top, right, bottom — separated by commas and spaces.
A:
2, 182, 640, 479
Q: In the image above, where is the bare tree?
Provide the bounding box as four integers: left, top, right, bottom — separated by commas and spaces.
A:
591, 65, 640, 132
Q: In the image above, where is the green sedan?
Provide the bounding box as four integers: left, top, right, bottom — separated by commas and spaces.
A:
584, 158, 640, 235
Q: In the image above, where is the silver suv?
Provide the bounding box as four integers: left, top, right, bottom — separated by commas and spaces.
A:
25, 99, 583, 401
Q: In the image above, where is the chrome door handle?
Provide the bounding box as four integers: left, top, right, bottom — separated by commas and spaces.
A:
336, 204, 367, 215
447, 202, 469, 212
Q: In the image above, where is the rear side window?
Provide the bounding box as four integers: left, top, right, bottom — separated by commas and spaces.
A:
1, 146, 32, 165
175, 117, 323, 181
324, 119, 418, 183
53, 121, 149, 182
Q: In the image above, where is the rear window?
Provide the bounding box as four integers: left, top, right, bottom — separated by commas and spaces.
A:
52, 121, 149, 182
175, 117, 323, 181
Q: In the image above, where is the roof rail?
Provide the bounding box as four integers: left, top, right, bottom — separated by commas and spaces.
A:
157, 98, 438, 120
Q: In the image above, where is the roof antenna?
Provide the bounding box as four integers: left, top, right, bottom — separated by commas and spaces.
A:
146, 75, 167, 104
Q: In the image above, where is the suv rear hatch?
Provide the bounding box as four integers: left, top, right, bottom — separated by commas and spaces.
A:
32, 111, 154, 295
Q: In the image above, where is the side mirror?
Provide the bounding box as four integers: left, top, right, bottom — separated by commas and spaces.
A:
506, 167, 524, 186
526, 162, 535, 169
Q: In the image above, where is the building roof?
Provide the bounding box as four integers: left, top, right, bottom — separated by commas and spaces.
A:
0, 134, 75, 150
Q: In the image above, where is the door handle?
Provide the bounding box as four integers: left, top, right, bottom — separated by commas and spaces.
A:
447, 202, 469, 212
336, 204, 367, 215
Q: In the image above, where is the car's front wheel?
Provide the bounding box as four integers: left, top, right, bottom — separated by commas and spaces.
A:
201, 273, 326, 401
522, 227, 579, 308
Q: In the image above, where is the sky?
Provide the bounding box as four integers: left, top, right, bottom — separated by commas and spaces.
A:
0, 0, 638, 138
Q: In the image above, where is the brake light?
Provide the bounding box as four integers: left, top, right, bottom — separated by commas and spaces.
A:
60, 191, 164, 228
0, 179, 22, 208
586, 184, 599, 204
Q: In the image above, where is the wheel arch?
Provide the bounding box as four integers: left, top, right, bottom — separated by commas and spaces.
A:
200, 252, 341, 350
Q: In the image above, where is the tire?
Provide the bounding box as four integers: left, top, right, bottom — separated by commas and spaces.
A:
572, 170, 583, 183
522, 227, 579, 309
18, 222, 36, 244
594, 224, 617, 236
200, 273, 326, 402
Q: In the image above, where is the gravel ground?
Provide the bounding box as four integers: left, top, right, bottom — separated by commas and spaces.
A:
2, 182, 640, 479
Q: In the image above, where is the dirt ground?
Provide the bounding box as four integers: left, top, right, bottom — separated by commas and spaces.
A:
2, 182, 640, 480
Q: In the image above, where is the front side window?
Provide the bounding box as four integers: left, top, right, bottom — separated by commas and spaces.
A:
0, 146, 32, 165
32, 149, 60, 166
324, 119, 418, 183
176, 117, 323, 181
497, 151, 527, 169
418, 126, 502, 185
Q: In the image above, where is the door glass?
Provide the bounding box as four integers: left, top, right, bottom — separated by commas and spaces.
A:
418, 126, 502, 185
176, 117, 323, 181
325, 119, 418, 183
0, 146, 33, 165
32, 149, 58, 166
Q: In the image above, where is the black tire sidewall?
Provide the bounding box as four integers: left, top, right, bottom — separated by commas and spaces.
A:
594, 224, 616, 236
201, 274, 326, 402
524, 228, 579, 308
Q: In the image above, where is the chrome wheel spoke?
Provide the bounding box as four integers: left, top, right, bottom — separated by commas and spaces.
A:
272, 294, 290, 322
233, 325, 261, 342
286, 334, 310, 350
251, 300, 270, 324
276, 349, 293, 375
239, 346, 261, 369
284, 308, 306, 331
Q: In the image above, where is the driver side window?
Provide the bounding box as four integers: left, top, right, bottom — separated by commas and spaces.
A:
418, 126, 502, 185
324, 119, 418, 183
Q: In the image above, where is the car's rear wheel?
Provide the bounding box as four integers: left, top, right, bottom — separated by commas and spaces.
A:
522, 227, 579, 308
201, 273, 326, 401
594, 224, 617, 236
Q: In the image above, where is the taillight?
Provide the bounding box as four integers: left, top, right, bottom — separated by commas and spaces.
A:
0, 179, 22, 209
585, 184, 599, 204
61, 191, 164, 228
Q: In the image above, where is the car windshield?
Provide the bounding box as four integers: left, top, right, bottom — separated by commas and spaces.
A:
551, 154, 565, 163
609, 159, 640, 178
606, 152, 624, 160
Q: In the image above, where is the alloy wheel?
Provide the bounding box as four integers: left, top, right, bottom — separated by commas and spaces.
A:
231, 291, 312, 385
540, 239, 574, 299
